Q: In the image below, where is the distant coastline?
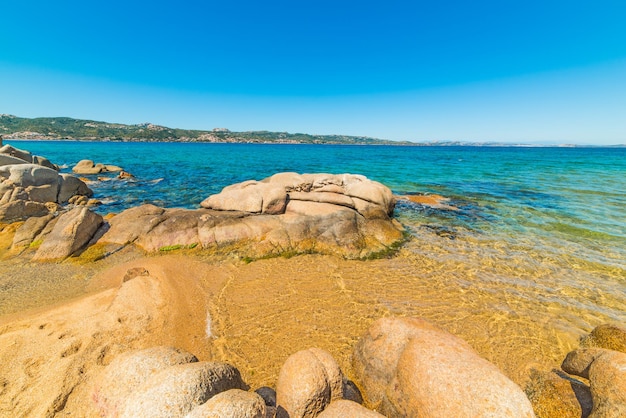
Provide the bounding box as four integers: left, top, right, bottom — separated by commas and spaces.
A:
1, 114, 624, 147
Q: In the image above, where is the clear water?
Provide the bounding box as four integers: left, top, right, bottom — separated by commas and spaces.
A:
4, 140, 625, 382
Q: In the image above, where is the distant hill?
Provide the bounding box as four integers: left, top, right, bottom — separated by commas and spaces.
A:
0, 114, 411, 145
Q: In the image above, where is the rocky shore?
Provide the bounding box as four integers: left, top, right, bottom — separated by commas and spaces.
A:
2, 143, 405, 262
1, 144, 624, 417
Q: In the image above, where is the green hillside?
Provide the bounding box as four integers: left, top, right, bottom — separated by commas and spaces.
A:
0, 114, 409, 145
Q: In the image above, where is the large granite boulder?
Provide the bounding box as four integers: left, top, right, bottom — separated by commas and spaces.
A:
97, 173, 404, 259
0, 200, 51, 222
0, 163, 59, 188
0, 163, 92, 222
0, 154, 29, 167
275, 348, 344, 418
529, 324, 626, 418
562, 348, 626, 418
586, 350, 626, 418
4, 171, 403, 261
185, 389, 266, 418
201, 173, 395, 219
0, 144, 57, 170
352, 317, 535, 417
203, 180, 288, 214
11, 213, 55, 248
32, 207, 103, 261
93, 346, 199, 417
121, 361, 248, 418
58, 173, 93, 203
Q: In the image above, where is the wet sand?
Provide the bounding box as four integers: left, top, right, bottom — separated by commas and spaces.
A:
2, 228, 623, 399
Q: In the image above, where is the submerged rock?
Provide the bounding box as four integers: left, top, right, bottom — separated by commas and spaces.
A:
398, 193, 460, 211
562, 346, 626, 418
525, 369, 592, 418
580, 323, 626, 353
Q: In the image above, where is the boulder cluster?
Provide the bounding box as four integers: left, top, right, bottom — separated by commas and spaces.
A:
92, 316, 543, 418
2, 146, 406, 260
0, 145, 94, 223
527, 324, 626, 418
96, 173, 404, 259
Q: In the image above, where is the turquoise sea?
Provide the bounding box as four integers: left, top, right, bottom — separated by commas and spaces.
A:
9, 140, 626, 270
5, 140, 626, 378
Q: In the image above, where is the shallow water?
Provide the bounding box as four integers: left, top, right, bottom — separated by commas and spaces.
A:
2, 141, 625, 385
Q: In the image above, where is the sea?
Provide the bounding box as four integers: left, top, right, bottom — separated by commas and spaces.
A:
4, 140, 626, 381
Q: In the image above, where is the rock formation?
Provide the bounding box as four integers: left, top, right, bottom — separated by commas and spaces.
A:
72, 159, 124, 175
352, 316, 536, 417
0, 145, 93, 222
275, 348, 344, 418
185, 389, 267, 418
2, 159, 406, 260
31, 207, 103, 261
0, 144, 57, 170
527, 323, 626, 418
317, 400, 385, 417
94, 173, 404, 260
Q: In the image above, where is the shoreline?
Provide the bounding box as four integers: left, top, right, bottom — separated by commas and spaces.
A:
5, 138, 625, 149
0, 239, 593, 389
1, 139, 624, 416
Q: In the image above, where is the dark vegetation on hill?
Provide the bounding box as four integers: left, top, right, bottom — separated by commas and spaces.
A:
0, 114, 412, 145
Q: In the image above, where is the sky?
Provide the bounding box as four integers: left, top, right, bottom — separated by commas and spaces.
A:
1, 0, 625, 144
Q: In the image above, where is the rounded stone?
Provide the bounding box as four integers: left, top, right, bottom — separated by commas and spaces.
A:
276, 349, 333, 418
92, 346, 198, 417
185, 389, 266, 418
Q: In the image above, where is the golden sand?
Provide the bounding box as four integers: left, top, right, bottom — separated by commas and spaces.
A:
0, 229, 623, 415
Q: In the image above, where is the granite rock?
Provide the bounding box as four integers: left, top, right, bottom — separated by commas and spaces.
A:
93, 346, 199, 417
121, 361, 248, 418
185, 389, 266, 418
276, 348, 344, 418
317, 400, 385, 417
353, 316, 535, 417
33, 207, 103, 261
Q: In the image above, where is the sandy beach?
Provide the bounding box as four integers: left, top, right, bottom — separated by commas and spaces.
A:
1, 230, 608, 415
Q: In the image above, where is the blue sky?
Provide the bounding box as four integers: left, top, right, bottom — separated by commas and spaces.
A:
1, 1, 625, 144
